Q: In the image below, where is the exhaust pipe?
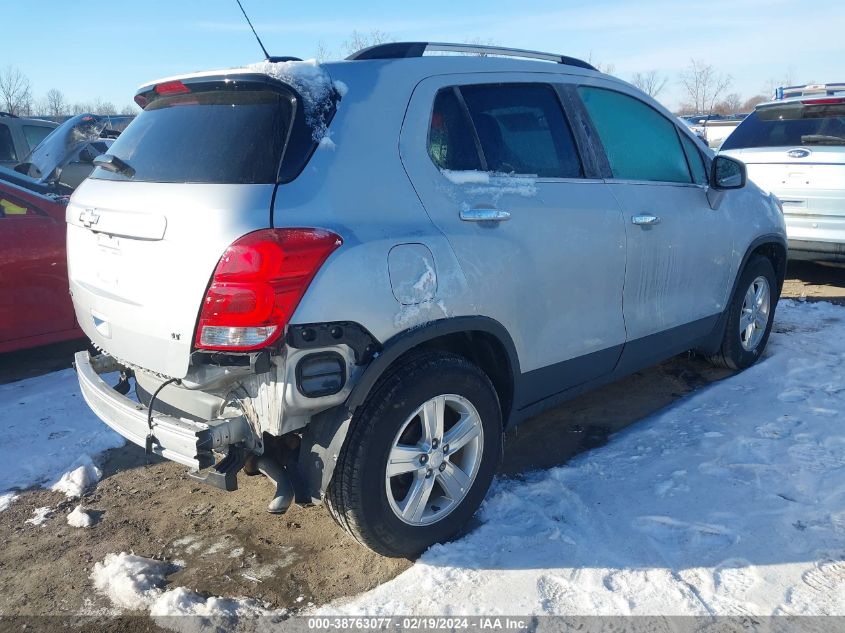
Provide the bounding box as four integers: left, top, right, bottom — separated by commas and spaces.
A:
256, 455, 294, 514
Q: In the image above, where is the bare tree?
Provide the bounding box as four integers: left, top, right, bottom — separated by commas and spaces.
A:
631, 70, 668, 98
0, 66, 33, 116
44, 88, 67, 117
120, 104, 138, 116
586, 52, 615, 75
713, 92, 742, 115
93, 99, 117, 116
742, 95, 768, 110
341, 29, 392, 57
679, 59, 731, 114
314, 41, 333, 62
459, 37, 500, 56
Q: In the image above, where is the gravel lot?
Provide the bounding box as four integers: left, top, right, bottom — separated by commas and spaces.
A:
0, 260, 841, 624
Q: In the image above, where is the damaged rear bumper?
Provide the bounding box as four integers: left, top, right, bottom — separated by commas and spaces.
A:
74, 351, 249, 470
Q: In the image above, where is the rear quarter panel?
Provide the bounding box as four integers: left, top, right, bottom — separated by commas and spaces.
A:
278, 62, 478, 345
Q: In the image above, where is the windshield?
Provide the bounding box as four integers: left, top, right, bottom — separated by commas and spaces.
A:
722, 103, 845, 150
91, 90, 294, 184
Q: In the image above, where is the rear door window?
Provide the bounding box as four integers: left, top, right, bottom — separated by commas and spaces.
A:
0, 124, 16, 162
428, 89, 482, 171
578, 86, 692, 184
460, 84, 583, 178
92, 90, 294, 184
721, 104, 845, 150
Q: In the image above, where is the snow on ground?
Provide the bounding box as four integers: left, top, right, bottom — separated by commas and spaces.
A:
91, 553, 288, 630
51, 455, 103, 498
67, 504, 94, 528
0, 368, 123, 509
24, 506, 52, 526
319, 300, 845, 616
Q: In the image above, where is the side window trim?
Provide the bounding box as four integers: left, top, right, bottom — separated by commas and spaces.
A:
576, 84, 696, 186
452, 87, 488, 172
674, 125, 698, 185
679, 129, 712, 186
554, 84, 611, 179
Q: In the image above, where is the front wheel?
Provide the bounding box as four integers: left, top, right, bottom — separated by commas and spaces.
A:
327, 351, 502, 557
708, 255, 778, 370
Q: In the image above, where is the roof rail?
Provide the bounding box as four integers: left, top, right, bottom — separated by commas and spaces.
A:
346, 41, 597, 71
774, 83, 845, 100
0, 111, 19, 118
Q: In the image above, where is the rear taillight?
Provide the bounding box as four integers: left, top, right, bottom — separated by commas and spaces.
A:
195, 228, 342, 352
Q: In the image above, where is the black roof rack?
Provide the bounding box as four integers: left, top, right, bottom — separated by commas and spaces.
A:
0, 112, 19, 118
346, 42, 597, 71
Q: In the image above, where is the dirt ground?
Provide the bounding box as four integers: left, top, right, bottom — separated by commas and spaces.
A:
0, 260, 841, 624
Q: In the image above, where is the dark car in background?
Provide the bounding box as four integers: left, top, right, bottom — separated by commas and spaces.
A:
0, 113, 57, 169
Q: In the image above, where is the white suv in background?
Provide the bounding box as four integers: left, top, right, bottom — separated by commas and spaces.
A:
721, 83, 845, 262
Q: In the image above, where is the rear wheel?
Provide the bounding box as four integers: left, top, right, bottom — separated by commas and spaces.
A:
327, 351, 501, 557
708, 255, 777, 370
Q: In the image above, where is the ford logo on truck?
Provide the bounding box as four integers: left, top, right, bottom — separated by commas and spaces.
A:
787, 148, 811, 158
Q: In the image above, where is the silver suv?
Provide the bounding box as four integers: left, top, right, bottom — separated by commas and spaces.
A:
68, 42, 787, 557
720, 83, 845, 261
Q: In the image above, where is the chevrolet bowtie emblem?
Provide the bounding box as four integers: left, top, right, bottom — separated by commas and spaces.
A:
79, 208, 100, 228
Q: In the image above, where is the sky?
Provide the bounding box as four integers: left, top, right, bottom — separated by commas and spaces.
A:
4, 0, 844, 113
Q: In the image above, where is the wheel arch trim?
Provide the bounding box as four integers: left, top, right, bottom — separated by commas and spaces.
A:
345, 315, 521, 422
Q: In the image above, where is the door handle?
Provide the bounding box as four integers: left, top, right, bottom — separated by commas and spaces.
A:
460, 208, 511, 222
632, 214, 660, 226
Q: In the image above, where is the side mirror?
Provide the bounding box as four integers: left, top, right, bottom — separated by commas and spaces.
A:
711, 155, 746, 190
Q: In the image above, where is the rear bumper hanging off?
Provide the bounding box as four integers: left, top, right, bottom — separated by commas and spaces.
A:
74, 351, 249, 470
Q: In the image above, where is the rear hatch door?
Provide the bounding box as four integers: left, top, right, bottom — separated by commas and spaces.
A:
721, 99, 845, 216
67, 78, 297, 378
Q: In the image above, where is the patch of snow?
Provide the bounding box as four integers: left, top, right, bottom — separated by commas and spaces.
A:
333, 80, 348, 97
441, 169, 538, 199
250, 58, 339, 143
25, 506, 52, 526
51, 455, 103, 498
92, 552, 287, 628
412, 258, 437, 297
318, 132, 336, 150
67, 504, 93, 528
0, 492, 18, 512
0, 368, 123, 498
317, 300, 845, 616
441, 169, 490, 185
92, 553, 174, 611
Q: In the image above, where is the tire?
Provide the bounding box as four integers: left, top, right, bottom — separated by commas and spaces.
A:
708, 255, 778, 370
326, 350, 502, 558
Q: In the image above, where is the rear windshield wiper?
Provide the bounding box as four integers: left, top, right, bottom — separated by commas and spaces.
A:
800, 134, 845, 145
93, 154, 135, 177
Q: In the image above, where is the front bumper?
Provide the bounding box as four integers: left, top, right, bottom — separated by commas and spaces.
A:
74, 351, 248, 470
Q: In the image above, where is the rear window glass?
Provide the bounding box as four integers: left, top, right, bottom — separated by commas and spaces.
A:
22, 125, 54, 152
91, 90, 293, 184
722, 106, 845, 149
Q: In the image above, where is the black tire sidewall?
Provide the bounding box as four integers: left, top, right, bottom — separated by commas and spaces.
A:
722, 256, 778, 369
351, 355, 501, 557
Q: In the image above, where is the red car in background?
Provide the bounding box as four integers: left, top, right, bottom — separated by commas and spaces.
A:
0, 182, 80, 352
0, 114, 116, 353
